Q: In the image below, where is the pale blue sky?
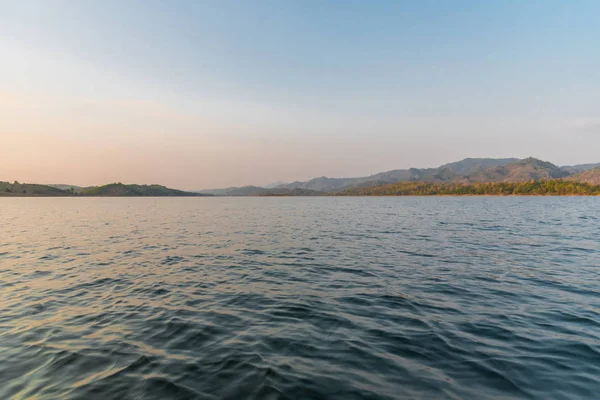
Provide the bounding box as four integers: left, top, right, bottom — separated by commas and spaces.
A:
1, 0, 599, 188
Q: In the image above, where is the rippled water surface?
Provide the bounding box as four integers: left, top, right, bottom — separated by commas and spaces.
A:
1, 197, 599, 399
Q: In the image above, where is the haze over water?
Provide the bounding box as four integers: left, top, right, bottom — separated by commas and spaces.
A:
1, 197, 599, 399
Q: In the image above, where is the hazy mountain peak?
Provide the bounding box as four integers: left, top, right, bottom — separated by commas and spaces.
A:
519, 157, 557, 167
262, 181, 288, 189
440, 158, 520, 174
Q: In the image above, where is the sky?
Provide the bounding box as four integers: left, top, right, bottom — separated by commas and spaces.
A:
1, 0, 599, 189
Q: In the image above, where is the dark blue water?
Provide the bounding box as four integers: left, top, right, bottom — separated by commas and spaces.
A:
1, 197, 599, 399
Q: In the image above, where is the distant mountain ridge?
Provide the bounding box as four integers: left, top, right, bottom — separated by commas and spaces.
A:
564, 168, 600, 185
5, 157, 600, 197
198, 157, 600, 196
196, 185, 322, 196
561, 163, 600, 174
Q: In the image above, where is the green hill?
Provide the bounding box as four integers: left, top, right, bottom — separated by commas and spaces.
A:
0, 182, 208, 197
0, 181, 72, 196
79, 183, 203, 196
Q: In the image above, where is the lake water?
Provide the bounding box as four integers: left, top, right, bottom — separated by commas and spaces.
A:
1, 197, 599, 399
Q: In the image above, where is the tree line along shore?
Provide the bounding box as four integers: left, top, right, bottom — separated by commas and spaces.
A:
2, 179, 600, 197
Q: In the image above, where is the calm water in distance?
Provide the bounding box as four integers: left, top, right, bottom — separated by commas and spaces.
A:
1, 197, 599, 399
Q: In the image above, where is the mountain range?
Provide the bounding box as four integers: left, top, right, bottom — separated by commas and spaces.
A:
2, 157, 599, 197
198, 157, 600, 195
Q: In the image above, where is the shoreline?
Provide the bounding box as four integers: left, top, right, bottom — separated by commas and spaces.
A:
2, 194, 598, 198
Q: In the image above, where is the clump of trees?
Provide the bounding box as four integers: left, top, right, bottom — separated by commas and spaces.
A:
334, 180, 600, 196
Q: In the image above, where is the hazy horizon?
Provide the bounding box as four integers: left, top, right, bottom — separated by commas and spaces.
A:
17, 155, 595, 192
2, 1, 599, 190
